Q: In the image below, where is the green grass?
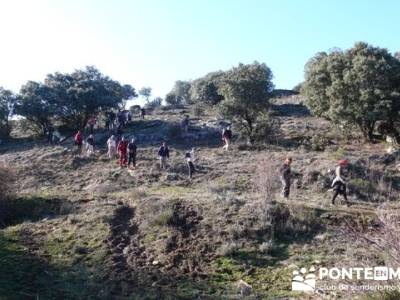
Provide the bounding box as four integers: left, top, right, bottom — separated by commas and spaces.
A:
0, 216, 112, 299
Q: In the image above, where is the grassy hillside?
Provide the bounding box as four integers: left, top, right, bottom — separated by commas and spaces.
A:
0, 100, 399, 299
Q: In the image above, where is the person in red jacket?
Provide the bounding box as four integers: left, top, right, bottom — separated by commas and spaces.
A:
117, 136, 129, 167
74, 130, 83, 154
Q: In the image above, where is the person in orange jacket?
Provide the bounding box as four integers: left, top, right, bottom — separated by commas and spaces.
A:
74, 130, 83, 154
117, 136, 129, 167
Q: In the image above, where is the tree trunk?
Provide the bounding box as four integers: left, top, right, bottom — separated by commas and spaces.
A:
360, 121, 375, 141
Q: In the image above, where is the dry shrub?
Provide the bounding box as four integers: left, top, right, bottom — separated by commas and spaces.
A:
350, 204, 400, 266
0, 163, 14, 201
0, 163, 15, 226
254, 154, 283, 201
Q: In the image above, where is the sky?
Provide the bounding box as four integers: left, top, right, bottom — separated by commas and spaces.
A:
0, 0, 399, 104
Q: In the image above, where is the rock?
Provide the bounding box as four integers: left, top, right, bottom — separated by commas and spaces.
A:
152, 260, 159, 266
236, 279, 252, 296
84, 180, 115, 194
164, 173, 180, 181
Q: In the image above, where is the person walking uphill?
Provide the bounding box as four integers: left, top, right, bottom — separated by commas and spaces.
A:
128, 139, 137, 169
279, 157, 292, 199
158, 142, 169, 170
87, 116, 97, 134
181, 115, 190, 133
117, 136, 129, 167
107, 135, 117, 159
74, 130, 83, 154
86, 134, 95, 156
185, 150, 196, 180
222, 126, 232, 151
332, 159, 350, 206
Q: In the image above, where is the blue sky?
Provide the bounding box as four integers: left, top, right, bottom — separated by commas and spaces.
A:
0, 0, 399, 102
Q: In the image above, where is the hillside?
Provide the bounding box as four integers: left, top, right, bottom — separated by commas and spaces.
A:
0, 99, 399, 300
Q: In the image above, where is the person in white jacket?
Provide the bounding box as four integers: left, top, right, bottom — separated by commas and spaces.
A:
331, 159, 349, 206
107, 135, 117, 159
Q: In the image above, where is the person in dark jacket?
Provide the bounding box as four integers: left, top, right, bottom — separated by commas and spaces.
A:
331, 159, 350, 206
181, 115, 190, 133
128, 139, 137, 169
222, 126, 232, 150
185, 150, 195, 180
141, 108, 146, 120
46, 126, 54, 145
158, 142, 169, 169
279, 157, 292, 199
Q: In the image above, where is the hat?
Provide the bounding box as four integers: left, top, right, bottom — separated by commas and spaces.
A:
339, 159, 349, 166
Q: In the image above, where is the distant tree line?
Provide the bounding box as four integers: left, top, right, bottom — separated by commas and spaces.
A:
2, 42, 399, 143
0, 66, 137, 137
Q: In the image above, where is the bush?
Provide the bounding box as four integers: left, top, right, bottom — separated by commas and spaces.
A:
0, 124, 11, 139
216, 242, 240, 256
301, 134, 331, 151
0, 164, 15, 226
254, 154, 283, 201
145, 97, 162, 109
166, 123, 182, 140
252, 113, 278, 143
192, 103, 205, 117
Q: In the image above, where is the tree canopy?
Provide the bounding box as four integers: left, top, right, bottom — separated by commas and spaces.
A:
302, 42, 400, 140
218, 62, 274, 143
139, 87, 152, 104
189, 71, 225, 105
15, 66, 137, 132
0, 87, 17, 138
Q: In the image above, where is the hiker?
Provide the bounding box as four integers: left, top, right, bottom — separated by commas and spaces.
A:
158, 142, 169, 169
107, 135, 117, 158
331, 159, 350, 206
46, 126, 54, 145
117, 111, 126, 127
127, 111, 133, 124
74, 130, 83, 154
128, 138, 137, 169
86, 134, 95, 156
181, 115, 190, 133
141, 108, 146, 120
117, 136, 129, 167
87, 116, 97, 134
107, 111, 117, 130
222, 126, 232, 150
279, 157, 292, 199
185, 150, 196, 180
52, 129, 62, 145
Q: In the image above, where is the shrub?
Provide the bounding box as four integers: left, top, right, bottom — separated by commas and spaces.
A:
0, 164, 15, 226
192, 103, 205, 117
301, 134, 331, 151
254, 154, 283, 201
166, 123, 182, 140
252, 113, 278, 143
216, 242, 240, 256
259, 240, 276, 254
0, 164, 14, 201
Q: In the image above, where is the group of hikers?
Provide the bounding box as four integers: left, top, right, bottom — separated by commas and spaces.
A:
71, 113, 234, 181
72, 110, 349, 203
279, 157, 350, 206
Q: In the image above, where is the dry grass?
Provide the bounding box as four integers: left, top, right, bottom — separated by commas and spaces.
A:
0, 163, 15, 201
254, 153, 284, 202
